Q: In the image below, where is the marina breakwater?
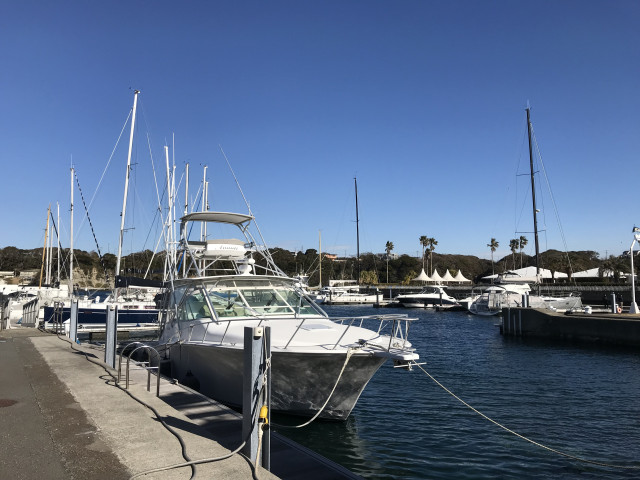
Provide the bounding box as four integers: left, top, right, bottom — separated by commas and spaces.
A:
501, 307, 640, 346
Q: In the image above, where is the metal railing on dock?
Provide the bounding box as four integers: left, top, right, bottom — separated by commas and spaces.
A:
117, 342, 162, 397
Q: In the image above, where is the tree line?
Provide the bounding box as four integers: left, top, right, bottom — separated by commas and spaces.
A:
0, 242, 625, 288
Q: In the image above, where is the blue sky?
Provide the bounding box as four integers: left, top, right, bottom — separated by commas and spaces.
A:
1, 0, 639, 262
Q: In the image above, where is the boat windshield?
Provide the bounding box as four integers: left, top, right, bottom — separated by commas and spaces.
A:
420, 287, 441, 294
177, 277, 323, 321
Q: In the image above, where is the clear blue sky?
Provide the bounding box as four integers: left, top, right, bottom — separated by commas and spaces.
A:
2, 0, 638, 263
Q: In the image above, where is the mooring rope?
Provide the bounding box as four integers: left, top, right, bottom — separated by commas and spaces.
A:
271, 347, 356, 429
54, 333, 261, 479
413, 361, 640, 470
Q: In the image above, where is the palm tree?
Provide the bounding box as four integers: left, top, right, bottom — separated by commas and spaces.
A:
385, 241, 394, 284
427, 237, 438, 276
419, 235, 428, 271
509, 239, 519, 269
519, 235, 528, 269
488, 238, 499, 275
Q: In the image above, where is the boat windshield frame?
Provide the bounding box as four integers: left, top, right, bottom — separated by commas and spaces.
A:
172, 276, 326, 323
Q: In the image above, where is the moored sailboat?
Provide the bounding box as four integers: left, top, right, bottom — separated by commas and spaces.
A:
468, 107, 582, 316
42, 90, 163, 331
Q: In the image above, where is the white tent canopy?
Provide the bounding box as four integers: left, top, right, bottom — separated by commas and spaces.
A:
453, 270, 471, 283
412, 269, 432, 282
482, 266, 568, 283
572, 268, 601, 278
430, 269, 443, 282
573, 267, 628, 278
441, 269, 455, 282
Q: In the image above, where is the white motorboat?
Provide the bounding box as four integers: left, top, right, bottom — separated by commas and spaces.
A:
468, 284, 531, 316
394, 285, 460, 308
157, 211, 419, 420
468, 283, 582, 316
317, 281, 381, 305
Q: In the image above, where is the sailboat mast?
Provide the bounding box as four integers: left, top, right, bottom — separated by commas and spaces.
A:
69, 167, 74, 293
57, 202, 61, 284
164, 145, 173, 282
319, 230, 322, 288
354, 177, 360, 283
47, 209, 53, 284
184, 162, 189, 216
40, 205, 50, 288
526, 107, 541, 279
115, 89, 140, 279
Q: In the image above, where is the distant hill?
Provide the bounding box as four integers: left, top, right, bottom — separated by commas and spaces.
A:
0, 245, 620, 288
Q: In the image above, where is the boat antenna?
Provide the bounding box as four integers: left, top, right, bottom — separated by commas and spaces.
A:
219, 145, 285, 274
526, 107, 541, 286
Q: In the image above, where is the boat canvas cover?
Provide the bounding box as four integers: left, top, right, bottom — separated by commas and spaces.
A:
115, 275, 164, 288
181, 211, 254, 226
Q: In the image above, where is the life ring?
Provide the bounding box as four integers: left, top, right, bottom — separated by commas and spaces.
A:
617, 306, 622, 314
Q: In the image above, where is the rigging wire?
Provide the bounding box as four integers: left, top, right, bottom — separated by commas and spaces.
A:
219, 146, 286, 277
76, 109, 132, 238
531, 125, 576, 281
413, 361, 639, 470
55, 334, 264, 480
74, 170, 109, 284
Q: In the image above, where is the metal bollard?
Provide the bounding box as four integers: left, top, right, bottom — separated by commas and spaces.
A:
105, 306, 118, 368
69, 300, 78, 343
242, 326, 271, 469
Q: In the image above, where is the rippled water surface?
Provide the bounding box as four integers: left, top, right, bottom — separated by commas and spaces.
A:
276, 306, 640, 479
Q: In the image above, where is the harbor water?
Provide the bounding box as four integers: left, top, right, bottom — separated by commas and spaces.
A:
276, 305, 640, 479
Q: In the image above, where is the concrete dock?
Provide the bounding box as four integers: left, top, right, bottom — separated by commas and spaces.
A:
0, 328, 361, 480
501, 307, 640, 346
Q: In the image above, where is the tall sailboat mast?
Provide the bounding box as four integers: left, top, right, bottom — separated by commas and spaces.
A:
526, 107, 541, 280
115, 89, 140, 280
319, 230, 322, 288
69, 167, 74, 293
40, 205, 50, 288
354, 177, 360, 284
57, 202, 61, 284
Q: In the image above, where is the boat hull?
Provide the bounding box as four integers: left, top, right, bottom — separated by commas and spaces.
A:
165, 343, 386, 420
396, 297, 459, 308
42, 305, 160, 328
321, 296, 380, 305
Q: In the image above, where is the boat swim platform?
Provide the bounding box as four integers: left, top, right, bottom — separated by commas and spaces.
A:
0, 327, 362, 480
501, 307, 640, 347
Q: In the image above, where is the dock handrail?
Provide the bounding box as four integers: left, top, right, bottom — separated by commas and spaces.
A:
117, 342, 162, 397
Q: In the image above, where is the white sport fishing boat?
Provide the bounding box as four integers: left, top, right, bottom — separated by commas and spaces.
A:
157, 211, 419, 420
317, 280, 381, 305
394, 285, 460, 308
